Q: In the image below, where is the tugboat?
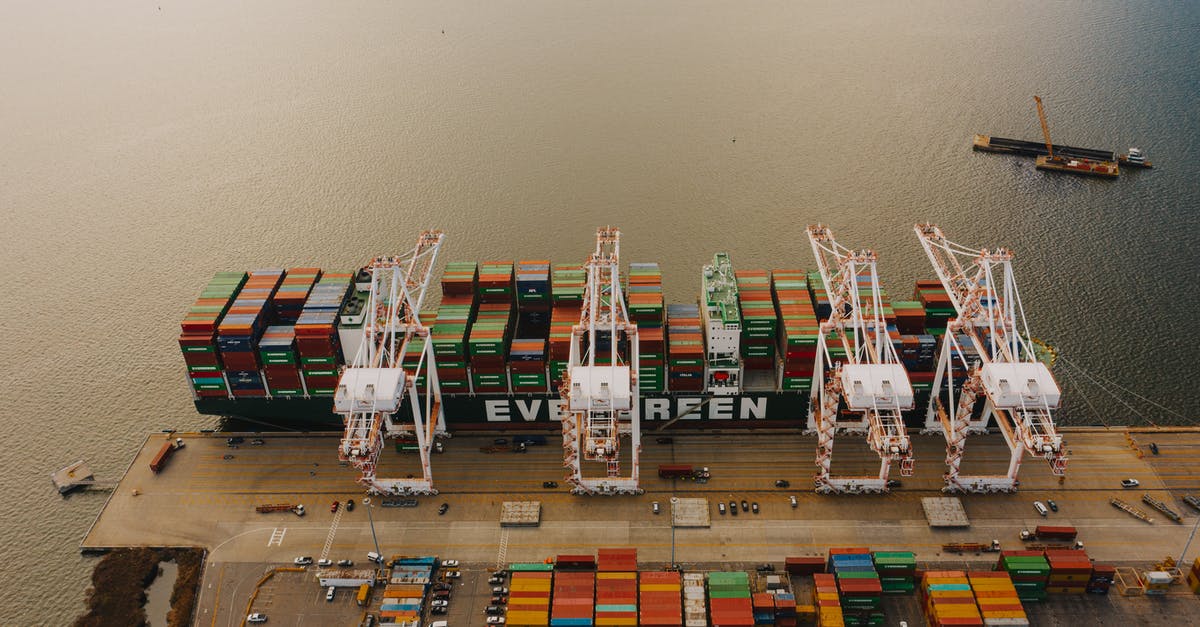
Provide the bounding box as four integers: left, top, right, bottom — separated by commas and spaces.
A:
1118, 147, 1153, 168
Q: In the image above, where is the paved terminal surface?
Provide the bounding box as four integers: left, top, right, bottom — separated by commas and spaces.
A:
82, 428, 1200, 625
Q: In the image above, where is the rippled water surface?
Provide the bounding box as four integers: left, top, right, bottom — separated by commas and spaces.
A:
1, 1, 1197, 622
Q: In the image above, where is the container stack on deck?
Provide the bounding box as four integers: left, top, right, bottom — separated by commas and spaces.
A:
294, 272, 352, 396
812, 573, 843, 627
219, 269, 285, 398
512, 260, 551, 393
471, 262, 515, 393
638, 571, 680, 627
683, 572, 707, 627
433, 262, 478, 394
919, 571, 981, 627
667, 304, 705, 392
549, 264, 585, 390
379, 583, 424, 625
997, 551, 1050, 602
708, 571, 753, 626
1045, 549, 1093, 594
772, 270, 818, 393
180, 271, 247, 397
872, 551, 916, 595
595, 572, 638, 626
968, 571, 1030, 625
735, 270, 778, 372
1184, 557, 1200, 594
273, 267, 320, 322
552, 571, 595, 627
510, 570, 554, 627
830, 549, 884, 626
259, 325, 302, 396
628, 263, 666, 392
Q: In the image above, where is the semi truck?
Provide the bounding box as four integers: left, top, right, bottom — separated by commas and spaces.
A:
149, 438, 185, 473
657, 464, 711, 481
1020, 525, 1078, 541
256, 503, 306, 516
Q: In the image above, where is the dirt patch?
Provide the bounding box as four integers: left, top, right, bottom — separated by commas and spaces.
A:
75, 547, 205, 627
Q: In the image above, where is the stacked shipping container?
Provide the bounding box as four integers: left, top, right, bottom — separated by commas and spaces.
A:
997, 551, 1049, 602
735, 270, 778, 371
179, 271, 247, 397
259, 325, 303, 396
510, 571, 553, 627
638, 571, 680, 626
967, 571, 1030, 625
1045, 549, 1093, 594
433, 262, 478, 394
513, 260, 552, 393
596, 572, 638, 627
919, 570, 982, 627
219, 269, 285, 397
551, 571, 595, 627
294, 272, 352, 396
829, 549, 883, 626
771, 271, 818, 392
628, 263, 665, 392
872, 551, 916, 595
379, 583, 423, 624
1184, 557, 1200, 594
273, 267, 320, 322
549, 265, 585, 390
684, 572, 707, 627
472, 261, 516, 393
812, 573, 843, 627
708, 571, 753, 626
667, 304, 705, 392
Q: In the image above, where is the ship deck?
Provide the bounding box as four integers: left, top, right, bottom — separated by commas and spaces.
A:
973, 134, 1116, 161
82, 428, 1200, 625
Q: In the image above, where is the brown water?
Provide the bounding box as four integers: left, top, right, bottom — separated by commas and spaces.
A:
1, 1, 1198, 622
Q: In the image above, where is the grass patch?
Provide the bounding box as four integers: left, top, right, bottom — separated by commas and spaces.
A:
75, 547, 205, 627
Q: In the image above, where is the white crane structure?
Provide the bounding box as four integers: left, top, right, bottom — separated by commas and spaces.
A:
914, 224, 1067, 493
334, 230, 446, 495
560, 227, 643, 495
807, 225, 915, 494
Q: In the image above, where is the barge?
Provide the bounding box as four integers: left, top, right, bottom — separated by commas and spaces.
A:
972, 134, 1115, 162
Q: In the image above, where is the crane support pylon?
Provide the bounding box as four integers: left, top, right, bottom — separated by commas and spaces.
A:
334, 230, 446, 495
806, 225, 915, 494
560, 227, 642, 495
914, 224, 1067, 493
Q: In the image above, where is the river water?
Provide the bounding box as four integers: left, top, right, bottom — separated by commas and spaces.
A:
1, 1, 1197, 622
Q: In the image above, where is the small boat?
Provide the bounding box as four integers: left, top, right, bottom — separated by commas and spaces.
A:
1118, 147, 1153, 168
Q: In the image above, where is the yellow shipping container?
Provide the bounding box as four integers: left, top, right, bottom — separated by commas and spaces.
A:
639, 583, 680, 592
796, 603, 817, 618
816, 591, 840, 601
929, 590, 975, 599
594, 618, 638, 626
598, 572, 636, 579
1185, 570, 1200, 593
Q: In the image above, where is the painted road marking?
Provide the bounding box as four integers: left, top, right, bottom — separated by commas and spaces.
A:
268, 527, 286, 547
320, 507, 344, 560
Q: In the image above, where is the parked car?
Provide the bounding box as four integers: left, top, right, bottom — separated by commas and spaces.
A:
434, 589, 451, 599
442, 570, 462, 579
330, 501, 340, 513
317, 559, 333, 567
486, 618, 507, 625
294, 556, 313, 566
250, 438, 265, 446
367, 551, 383, 564
729, 500, 738, 516
227, 436, 245, 445
886, 479, 902, 489
751, 502, 759, 514
1122, 478, 1140, 488
1047, 500, 1058, 512
338, 559, 353, 567
325, 586, 336, 602
1033, 501, 1048, 516
344, 499, 354, 511
438, 503, 450, 515
741, 500, 749, 512
442, 559, 459, 568
775, 479, 790, 488
247, 614, 267, 623
494, 438, 508, 446
431, 600, 449, 608
655, 437, 674, 444
718, 502, 727, 515
433, 582, 453, 591
652, 501, 660, 515
491, 595, 508, 604
431, 607, 448, 615
489, 576, 505, 584
492, 587, 509, 594
1149, 443, 1159, 455
542, 481, 558, 489
789, 495, 798, 508
485, 605, 505, 615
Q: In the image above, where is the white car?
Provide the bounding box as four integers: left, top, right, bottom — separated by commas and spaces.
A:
317, 559, 333, 567
492, 586, 509, 594
431, 622, 448, 627
431, 599, 449, 608
247, 614, 267, 624
293, 556, 313, 566
1121, 478, 1140, 488
442, 559, 459, 568
442, 570, 462, 579
487, 618, 507, 625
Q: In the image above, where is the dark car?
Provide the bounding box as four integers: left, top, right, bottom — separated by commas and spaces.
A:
433, 582, 452, 591
491, 595, 508, 604
485, 605, 505, 615
330, 501, 340, 513
542, 481, 558, 489
345, 499, 354, 512
431, 607, 448, 615
729, 500, 738, 516
1047, 499, 1058, 512
434, 589, 451, 598
1149, 443, 1160, 455
774, 479, 790, 488
227, 436, 245, 445
494, 438, 508, 446
751, 502, 759, 514
438, 503, 450, 515
655, 437, 674, 444
886, 479, 902, 489
741, 500, 749, 512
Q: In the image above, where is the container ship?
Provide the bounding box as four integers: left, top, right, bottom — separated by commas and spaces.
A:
182, 255, 982, 432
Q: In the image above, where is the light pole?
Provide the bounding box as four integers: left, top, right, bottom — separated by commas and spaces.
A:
1179, 512, 1200, 566
669, 497, 678, 567
363, 498, 382, 561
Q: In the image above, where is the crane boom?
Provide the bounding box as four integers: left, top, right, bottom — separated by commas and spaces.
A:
1034, 96, 1054, 158
335, 230, 445, 496
914, 224, 1066, 493
806, 225, 914, 494
559, 226, 642, 495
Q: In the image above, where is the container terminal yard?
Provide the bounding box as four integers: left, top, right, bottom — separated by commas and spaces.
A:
88, 224, 1198, 625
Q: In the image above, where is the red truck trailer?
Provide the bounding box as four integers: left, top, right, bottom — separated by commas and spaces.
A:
149, 438, 184, 473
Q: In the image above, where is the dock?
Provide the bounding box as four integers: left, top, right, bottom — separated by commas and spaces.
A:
973, 134, 1116, 162
51, 460, 95, 494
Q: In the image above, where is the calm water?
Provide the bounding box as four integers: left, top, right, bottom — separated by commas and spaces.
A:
2, 1, 1198, 622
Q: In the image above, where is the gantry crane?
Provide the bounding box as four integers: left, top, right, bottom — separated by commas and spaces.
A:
334, 230, 446, 495
560, 227, 643, 495
806, 225, 915, 494
914, 224, 1066, 493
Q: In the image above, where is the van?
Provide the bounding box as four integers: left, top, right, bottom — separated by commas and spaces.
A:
366, 551, 383, 564
1033, 501, 1049, 517
789, 496, 798, 508
326, 586, 336, 602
